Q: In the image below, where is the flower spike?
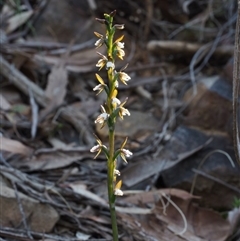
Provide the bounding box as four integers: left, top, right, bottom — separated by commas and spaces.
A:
92, 11, 132, 239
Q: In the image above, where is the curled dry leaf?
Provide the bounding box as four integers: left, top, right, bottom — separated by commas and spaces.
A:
6, 10, 33, 34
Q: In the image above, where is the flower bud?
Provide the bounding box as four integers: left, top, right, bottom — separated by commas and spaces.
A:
109, 10, 116, 17
95, 18, 106, 24
114, 24, 124, 30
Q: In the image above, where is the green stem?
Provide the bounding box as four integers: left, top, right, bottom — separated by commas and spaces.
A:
108, 129, 118, 240
106, 14, 118, 241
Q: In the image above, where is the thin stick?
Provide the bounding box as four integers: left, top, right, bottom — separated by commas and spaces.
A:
28, 87, 38, 139
190, 149, 235, 194
161, 193, 187, 235
192, 169, 240, 194
11, 181, 33, 239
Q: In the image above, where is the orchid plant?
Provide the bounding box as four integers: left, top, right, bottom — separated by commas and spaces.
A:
90, 10, 132, 240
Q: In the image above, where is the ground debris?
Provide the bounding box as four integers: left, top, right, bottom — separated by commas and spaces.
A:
0, 0, 240, 240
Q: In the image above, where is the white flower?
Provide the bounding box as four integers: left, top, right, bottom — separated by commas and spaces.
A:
120, 148, 132, 163
95, 112, 108, 124
119, 71, 131, 85
90, 135, 107, 159
96, 52, 108, 70
96, 58, 107, 70
116, 41, 124, 49
93, 84, 102, 91
95, 106, 109, 124
106, 61, 115, 69
93, 74, 107, 95
94, 32, 104, 48
115, 80, 119, 88
112, 97, 121, 105
95, 38, 104, 48
122, 149, 133, 157
116, 48, 125, 60
114, 180, 123, 196
120, 106, 130, 118
119, 137, 132, 163
116, 98, 130, 120
90, 145, 100, 153
93, 84, 105, 95
114, 169, 121, 176
114, 35, 125, 60
114, 189, 123, 196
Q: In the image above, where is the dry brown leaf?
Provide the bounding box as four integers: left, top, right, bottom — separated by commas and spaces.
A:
45, 64, 68, 107
0, 183, 59, 232
119, 188, 230, 241
155, 196, 230, 241
123, 188, 200, 205
122, 138, 211, 187
68, 181, 107, 207
118, 212, 185, 241
6, 10, 33, 34
116, 206, 152, 214
0, 136, 33, 156
79, 205, 109, 224
14, 152, 88, 171
66, 65, 93, 73
34, 53, 96, 73
47, 137, 70, 149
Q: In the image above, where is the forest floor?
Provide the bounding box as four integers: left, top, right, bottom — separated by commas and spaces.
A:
0, 1, 240, 240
